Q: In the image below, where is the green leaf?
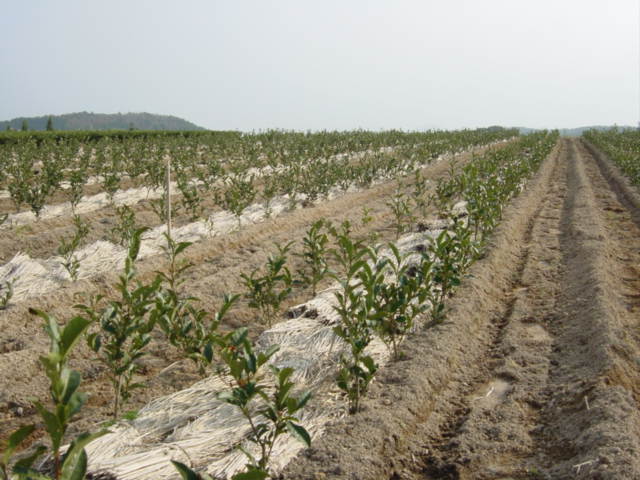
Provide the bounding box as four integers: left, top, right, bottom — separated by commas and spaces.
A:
229, 327, 248, 346
361, 355, 377, 374
60, 447, 87, 480
203, 343, 213, 364
174, 241, 193, 257
171, 460, 205, 480
277, 367, 294, 386
296, 390, 312, 410
246, 352, 257, 373
262, 344, 279, 361
60, 369, 82, 404
286, 421, 311, 447
2, 424, 35, 464
231, 469, 268, 480
59, 316, 92, 357
35, 403, 62, 450
12, 445, 46, 473
60, 430, 108, 479
128, 227, 150, 261
87, 332, 101, 352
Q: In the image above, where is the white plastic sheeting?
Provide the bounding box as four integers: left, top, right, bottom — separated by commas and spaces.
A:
0, 153, 454, 304
0, 166, 277, 229
0, 181, 378, 304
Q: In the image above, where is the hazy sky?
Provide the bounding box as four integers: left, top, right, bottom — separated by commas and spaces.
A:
1, 1, 637, 130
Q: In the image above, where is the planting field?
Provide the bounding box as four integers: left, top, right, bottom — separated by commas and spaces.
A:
284, 137, 640, 480
1, 130, 639, 480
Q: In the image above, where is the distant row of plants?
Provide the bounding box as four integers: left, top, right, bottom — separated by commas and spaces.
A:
583, 128, 640, 186
0, 128, 516, 219
0, 128, 519, 314
0, 126, 515, 146
0, 129, 238, 146
0, 128, 517, 316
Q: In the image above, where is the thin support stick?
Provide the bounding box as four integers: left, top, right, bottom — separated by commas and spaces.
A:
166, 154, 172, 240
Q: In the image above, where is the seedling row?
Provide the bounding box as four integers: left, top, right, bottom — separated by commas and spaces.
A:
0, 131, 515, 308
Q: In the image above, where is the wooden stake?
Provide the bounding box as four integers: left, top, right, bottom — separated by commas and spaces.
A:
166, 154, 172, 239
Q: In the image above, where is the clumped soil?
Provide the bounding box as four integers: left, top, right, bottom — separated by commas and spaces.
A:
282, 138, 640, 480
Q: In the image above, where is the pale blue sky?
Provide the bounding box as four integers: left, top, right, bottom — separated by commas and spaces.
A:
1, 0, 637, 130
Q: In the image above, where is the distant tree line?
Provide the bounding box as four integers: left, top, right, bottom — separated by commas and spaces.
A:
0, 112, 204, 132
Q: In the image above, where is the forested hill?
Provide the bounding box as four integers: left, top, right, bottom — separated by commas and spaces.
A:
0, 112, 205, 131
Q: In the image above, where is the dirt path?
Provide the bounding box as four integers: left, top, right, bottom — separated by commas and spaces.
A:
283, 138, 640, 479
411, 137, 640, 479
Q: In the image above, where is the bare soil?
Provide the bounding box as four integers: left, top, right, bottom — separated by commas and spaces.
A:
282, 138, 640, 480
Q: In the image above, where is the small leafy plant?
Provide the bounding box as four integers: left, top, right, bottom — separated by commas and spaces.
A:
177, 171, 203, 221
241, 243, 294, 327
111, 204, 137, 246
101, 167, 121, 204
0, 309, 106, 480
330, 229, 378, 413
155, 233, 240, 375
411, 169, 429, 218
428, 228, 465, 323
370, 244, 430, 360
216, 328, 311, 479
79, 228, 161, 419
171, 330, 312, 480
57, 215, 89, 281
67, 165, 89, 214
359, 207, 379, 244
261, 173, 279, 219
297, 220, 330, 297
386, 189, 414, 239
219, 174, 256, 229
151, 190, 181, 225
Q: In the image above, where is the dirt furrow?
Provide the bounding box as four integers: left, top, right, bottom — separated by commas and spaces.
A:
513, 138, 640, 479
401, 140, 567, 480
534, 139, 640, 477
406, 138, 640, 479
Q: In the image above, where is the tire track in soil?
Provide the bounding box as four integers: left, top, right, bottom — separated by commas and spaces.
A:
405, 138, 640, 480
407, 140, 567, 480
524, 139, 640, 479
